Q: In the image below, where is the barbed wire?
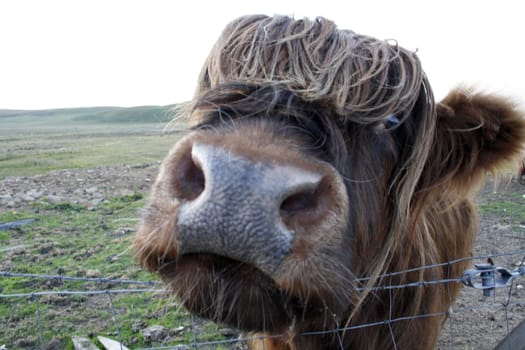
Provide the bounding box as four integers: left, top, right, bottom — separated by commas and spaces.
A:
1, 249, 524, 350
0, 289, 162, 299
0, 271, 161, 286
2, 246, 523, 295
355, 249, 525, 284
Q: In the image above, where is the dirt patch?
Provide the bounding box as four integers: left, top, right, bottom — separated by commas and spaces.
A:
0, 163, 159, 211
1, 166, 524, 349
437, 179, 525, 349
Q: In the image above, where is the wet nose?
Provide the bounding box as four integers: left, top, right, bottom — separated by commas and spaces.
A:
172, 142, 324, 276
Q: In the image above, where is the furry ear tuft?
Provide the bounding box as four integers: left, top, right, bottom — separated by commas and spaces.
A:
426, 88, 525, 192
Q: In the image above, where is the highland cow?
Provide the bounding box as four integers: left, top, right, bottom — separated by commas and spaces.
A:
134, 15, 525, 349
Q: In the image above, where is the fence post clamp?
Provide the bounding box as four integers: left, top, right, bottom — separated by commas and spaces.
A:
461, 263, 525, 297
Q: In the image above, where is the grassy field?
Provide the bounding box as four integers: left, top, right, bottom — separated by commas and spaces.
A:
0, 105, 185, 179
0, 106, 234, 349
0, 195, 229, 349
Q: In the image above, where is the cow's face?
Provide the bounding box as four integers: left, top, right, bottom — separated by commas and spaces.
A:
134, 82, 525, 337
133, 84, 411, 331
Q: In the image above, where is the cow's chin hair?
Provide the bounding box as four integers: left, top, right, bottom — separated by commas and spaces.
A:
158, 253, 339, 333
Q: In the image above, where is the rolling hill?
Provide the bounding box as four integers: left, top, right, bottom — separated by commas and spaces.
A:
0, 104, 180, 124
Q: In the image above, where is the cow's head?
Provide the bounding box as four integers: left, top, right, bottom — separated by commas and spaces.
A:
134, 14, 525, 349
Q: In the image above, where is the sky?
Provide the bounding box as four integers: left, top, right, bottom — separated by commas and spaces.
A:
1, 0, 524, 110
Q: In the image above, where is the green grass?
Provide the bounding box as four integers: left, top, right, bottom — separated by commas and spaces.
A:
0, 133, 183, 179
480, 198, 525, 224
0, 106, 187, 179
0, 106, 233, 349
0, 195, 231, 349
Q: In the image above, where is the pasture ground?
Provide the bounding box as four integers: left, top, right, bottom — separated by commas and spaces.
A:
0, 109, 524, 349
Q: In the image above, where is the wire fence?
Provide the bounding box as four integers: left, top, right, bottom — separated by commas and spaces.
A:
1, 249, 524, 350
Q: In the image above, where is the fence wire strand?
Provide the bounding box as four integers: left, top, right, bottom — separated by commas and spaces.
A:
1, 249, 524, 349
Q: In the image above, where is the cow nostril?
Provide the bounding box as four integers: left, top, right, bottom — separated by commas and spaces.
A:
172, 149, 205, 201
279, 177, 334, 228
280, 188, 319, 221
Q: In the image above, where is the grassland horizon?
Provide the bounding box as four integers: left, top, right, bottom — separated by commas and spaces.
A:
0, 104, 187, 180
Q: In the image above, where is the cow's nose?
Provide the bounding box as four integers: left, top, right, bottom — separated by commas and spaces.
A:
171, 141, 325, 276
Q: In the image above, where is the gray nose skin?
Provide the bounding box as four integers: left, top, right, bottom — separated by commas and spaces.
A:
177, 143, 323, 276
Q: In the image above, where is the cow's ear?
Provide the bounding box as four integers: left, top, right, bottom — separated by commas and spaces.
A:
425, 88, 525, 191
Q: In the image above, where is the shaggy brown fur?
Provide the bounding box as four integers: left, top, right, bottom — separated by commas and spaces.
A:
134, 15, 525, 349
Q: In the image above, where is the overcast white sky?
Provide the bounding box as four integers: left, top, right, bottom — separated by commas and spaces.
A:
1, 0, 524, 110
